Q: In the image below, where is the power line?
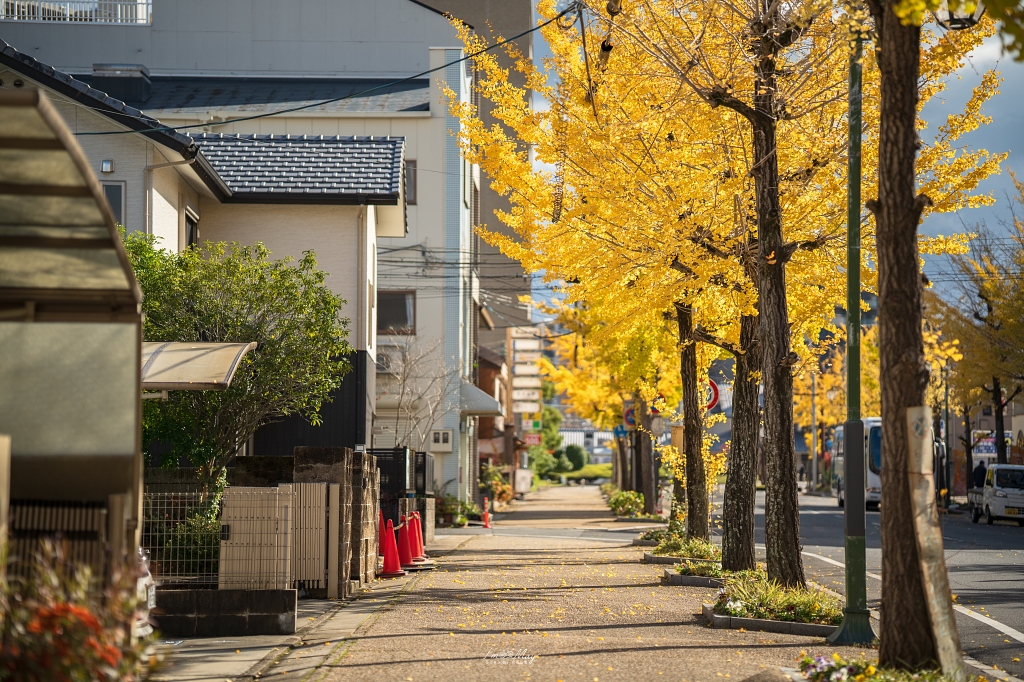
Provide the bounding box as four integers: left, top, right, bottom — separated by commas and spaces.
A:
73, 3, 580, 138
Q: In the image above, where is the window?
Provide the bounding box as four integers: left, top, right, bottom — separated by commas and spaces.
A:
102, 182, 124, 226
377, 291, 415, 334
996, 468, 1024, 489
405, 160, 417, 205
185, 212, 199, 249
868, 426, 882, 475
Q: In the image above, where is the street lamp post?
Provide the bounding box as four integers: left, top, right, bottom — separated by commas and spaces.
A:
828, 3, 983, 647
829, 36, 876, 646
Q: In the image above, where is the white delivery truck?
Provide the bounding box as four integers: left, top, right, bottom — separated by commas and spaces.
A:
968, 463, 1024, 526
831, 418, 883, 510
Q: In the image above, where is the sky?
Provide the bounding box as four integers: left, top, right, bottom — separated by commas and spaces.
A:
527, 13, 1024, 309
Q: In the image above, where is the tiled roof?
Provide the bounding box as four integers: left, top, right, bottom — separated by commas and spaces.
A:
100, 77, 431, 115
193, 134, 404, 204
0, 39, 197, 153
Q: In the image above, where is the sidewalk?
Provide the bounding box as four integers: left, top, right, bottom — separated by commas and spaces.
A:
152, 535, 468, 682
284, 487, 870, 682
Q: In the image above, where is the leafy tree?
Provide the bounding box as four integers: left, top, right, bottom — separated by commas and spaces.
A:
565, 444, 590, 471
540, 405, 564, 452
123, 233, 353, 489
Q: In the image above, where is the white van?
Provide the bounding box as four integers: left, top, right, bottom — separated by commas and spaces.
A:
969, 463, 1024, 526
831, 418, 883, 510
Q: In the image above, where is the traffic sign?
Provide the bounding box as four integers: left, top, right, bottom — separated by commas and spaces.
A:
706, 380, 720, 411
624, 407, 636, 429
650, 393, 666, 414
613, 424, 627, 438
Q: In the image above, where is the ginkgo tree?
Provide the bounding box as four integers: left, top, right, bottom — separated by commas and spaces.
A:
444, 0, 1001, 586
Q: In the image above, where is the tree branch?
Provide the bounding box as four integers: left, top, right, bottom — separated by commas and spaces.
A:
693, 325, 744, 356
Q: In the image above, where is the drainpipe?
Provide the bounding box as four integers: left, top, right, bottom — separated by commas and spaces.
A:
144, 158, 194, 236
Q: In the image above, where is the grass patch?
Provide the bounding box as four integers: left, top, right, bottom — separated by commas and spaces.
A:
653, 536, 721, 560
799, 655, 959, 682
564, 463, 612, 480
715, 572, 843, 625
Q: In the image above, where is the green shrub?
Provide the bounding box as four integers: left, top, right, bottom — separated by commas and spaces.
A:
0, 540, 158, 680
600, 483, 618, 497
675, 560, 724, 577
564, 463, 612, 480
715, 572, 843, 625
165, 512, 221, 577
653, 536, 721, 560
608, 490, 644, 516
565, 444, 589, 471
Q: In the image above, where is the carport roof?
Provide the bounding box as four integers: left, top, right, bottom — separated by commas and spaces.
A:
0, 89, 141, 321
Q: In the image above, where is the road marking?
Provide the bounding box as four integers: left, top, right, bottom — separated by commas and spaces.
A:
800, 552, 1024, 644
955, 605, 1024, 644
801, 552, 881, 580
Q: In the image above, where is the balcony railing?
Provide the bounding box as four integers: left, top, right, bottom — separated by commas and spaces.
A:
1, 0, 151, 24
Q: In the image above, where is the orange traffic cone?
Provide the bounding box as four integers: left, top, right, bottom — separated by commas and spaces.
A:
482, 496, 492, 529
378, 510, 386, 557
397, 515, 416, 568
379, 519, 406, 578
411, 512, 426, 560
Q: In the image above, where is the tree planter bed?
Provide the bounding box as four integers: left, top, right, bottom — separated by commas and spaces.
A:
632, 538, 659, 547
644, 552, 721, 565
700, 603, 838, 637
662, 570, 723, 587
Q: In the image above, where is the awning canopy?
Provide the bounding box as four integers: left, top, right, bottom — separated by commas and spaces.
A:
0, 90, 141, 322
460, 381, 504, 417
141, 342, 256, 391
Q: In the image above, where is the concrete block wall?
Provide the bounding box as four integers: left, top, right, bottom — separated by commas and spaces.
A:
350, 450, 379, 585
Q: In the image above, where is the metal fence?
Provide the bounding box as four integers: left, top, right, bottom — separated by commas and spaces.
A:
143, 484, 338, 592
1, 0, 151, 23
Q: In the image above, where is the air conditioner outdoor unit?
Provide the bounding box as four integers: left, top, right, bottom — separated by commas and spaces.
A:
429, 429, 454, 452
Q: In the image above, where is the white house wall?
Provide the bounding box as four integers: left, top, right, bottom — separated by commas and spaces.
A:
197, 202, 373, 355
0, 0, 459, 77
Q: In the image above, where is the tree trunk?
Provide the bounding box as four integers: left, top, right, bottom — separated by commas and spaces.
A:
722, 314, 760, 571
638, 395, 657, 514
874, 2, 940, 667
614, 435, 627, 490
993, 377, 1007, 464
751, 67, 805, 586
676, 303, 709, 541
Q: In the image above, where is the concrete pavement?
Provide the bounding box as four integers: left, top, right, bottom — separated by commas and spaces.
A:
280, 486, 870, 682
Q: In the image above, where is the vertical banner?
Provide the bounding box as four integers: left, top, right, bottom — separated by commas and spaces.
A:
906, 406, 965, 681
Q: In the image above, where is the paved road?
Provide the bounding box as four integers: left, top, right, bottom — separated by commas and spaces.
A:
710, 489, 1024, 678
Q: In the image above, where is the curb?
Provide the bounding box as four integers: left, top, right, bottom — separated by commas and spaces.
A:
662, 570, 723, 587
632, 538, 659, 547
644, 552, 722, 565
701, 603, 838, 637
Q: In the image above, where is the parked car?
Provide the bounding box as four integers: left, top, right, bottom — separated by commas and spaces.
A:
968, 463, 1024, 526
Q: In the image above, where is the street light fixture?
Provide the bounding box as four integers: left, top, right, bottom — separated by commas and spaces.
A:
933, 0, 986, 30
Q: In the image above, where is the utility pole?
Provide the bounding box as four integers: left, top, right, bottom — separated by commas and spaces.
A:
828, 37, 876, 645
811, 371, 818, 491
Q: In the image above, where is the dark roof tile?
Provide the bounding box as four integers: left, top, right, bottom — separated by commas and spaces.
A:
193, 133, 405, 203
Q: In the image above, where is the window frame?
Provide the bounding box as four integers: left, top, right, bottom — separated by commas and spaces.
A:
376, 289, 416, 336
101, 181, 126, 227
184, 209, 200, 249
